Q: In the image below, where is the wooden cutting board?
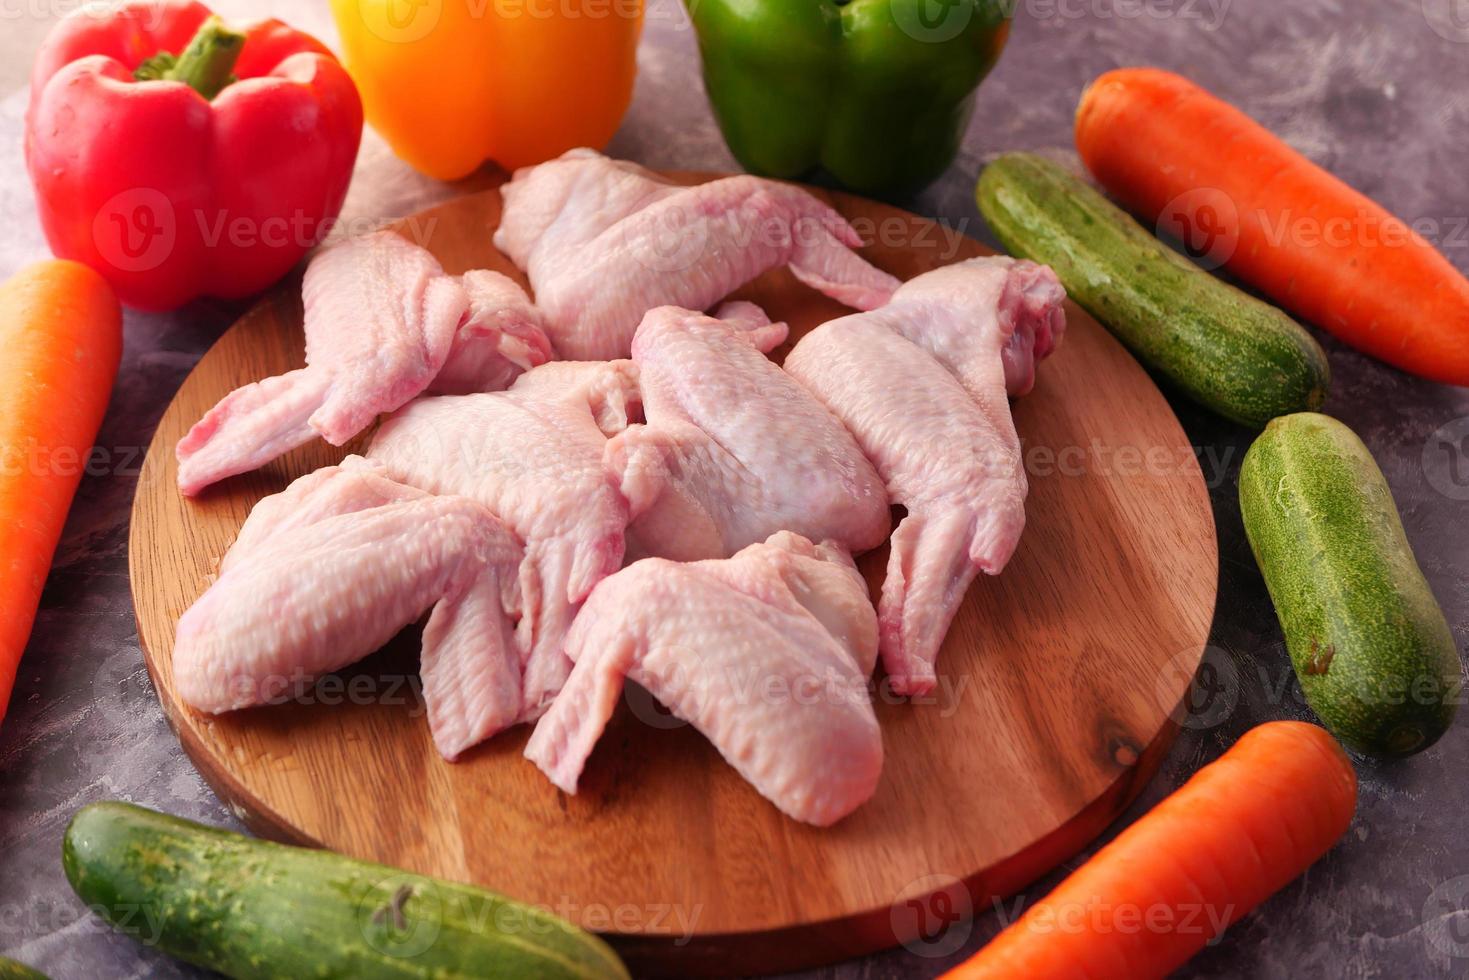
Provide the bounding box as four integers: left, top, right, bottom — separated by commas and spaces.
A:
129, 174, 1218, 977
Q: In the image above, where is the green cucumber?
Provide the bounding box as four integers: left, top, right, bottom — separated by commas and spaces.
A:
63, 802, 630, 980
976, 152, 1330, 427
1240, 413, 1462, 756
0, 957, 47, 979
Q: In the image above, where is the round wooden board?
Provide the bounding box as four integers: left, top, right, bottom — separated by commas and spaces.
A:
129, 174, 1218, 977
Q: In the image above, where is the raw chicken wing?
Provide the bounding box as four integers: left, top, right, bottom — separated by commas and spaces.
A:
368, 360, 641, 720
494, 149, 901, 360
524, 532, 882, 827
176, 234, 551, 494
784, 257, 1067, 697
429, 269, 554, 395
173, 460, 527, 761
609, 304, 890, 561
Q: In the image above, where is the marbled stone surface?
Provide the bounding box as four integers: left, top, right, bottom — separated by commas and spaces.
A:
0, 1, 1466, 978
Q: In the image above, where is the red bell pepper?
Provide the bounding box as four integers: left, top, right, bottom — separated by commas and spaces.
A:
25, 0, 363, 311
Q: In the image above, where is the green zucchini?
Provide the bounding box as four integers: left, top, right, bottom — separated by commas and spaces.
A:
63, 802, 630, 980
976, 152, 1330, 427
1240, 413, 1462, 756
0, 957, 47, 979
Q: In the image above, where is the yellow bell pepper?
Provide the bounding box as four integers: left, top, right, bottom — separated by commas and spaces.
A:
331, 0, 643, 180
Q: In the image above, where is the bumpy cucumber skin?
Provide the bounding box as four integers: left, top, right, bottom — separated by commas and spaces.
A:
976, 153, 1330, 427
63, 802, 631, 980
0, 957, 47, 979
1240, 413, 1462, 756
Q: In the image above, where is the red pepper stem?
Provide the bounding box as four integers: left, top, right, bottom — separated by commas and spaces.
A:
167, 16, 246, 100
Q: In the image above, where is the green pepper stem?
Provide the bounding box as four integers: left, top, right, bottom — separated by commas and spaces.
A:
166, 16, 246, 100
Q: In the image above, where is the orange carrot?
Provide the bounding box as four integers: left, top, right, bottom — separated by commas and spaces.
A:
943, 721, 1357, 980
0, 261, 122, 723
1076, 67, 1469, 386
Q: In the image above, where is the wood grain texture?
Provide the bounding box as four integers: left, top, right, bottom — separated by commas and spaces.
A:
128, 175, 1218, 977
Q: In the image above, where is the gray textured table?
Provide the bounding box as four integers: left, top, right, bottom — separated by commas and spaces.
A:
1, 2, 1466, 978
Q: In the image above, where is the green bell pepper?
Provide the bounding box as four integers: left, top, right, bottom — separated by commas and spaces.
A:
686, 0, 1013, 194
